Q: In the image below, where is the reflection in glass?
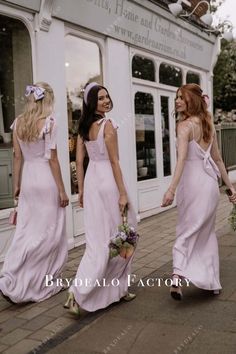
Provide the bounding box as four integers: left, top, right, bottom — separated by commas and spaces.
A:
159, 63, 182, 87
161, 96, 171, 176
135, 92, 156, 181
132, 55, 155, 81
0, 15, 32, 132
65, 35, 102, 194
186, 71, 200, 85
0, 15, 32, 209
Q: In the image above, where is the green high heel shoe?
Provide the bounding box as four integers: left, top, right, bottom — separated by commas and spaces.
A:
64, 292, 80, 315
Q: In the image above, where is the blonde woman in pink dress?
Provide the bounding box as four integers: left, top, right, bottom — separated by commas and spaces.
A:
64, 82, 136, 314
162, 84, 236, 300
0, 82, 69, 303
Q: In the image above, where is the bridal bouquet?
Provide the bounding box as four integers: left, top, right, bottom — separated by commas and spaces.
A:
228, 204, 236, 231
109, 212, 139, 259
226, 189, 236, 231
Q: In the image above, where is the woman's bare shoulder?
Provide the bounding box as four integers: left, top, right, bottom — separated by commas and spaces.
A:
177, 119, 192, 130
186, 116, 200, 125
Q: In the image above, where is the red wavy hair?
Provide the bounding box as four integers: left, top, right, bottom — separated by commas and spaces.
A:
176, 84, 213, 143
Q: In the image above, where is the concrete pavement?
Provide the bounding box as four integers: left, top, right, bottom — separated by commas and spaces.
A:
0, 189, 235, 354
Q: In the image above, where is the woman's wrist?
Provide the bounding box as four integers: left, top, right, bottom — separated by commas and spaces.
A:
168, 186, 176, 195
119, 192, 127, 197
230, 186, 236, 193
228, 183, 235, 190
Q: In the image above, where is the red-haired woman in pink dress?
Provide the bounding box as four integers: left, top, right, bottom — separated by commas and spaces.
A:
162, 84, 236, 300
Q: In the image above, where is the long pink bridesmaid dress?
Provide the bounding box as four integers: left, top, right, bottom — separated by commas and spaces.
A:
69, 118, 137, 311
173, 124, 222, 291
0, 116, 68, 302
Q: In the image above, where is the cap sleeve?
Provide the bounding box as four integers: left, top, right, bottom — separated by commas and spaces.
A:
97, 118, 119, 154
10, 118, 18, 131
43, 116, 57, 159
107, 118, 118, 129
97, 117, 118, 129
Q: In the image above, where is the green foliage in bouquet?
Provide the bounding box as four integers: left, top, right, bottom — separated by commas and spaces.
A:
228, 205, 236, 231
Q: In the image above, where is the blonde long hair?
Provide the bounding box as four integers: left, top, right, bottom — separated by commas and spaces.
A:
16, 82, 54, 142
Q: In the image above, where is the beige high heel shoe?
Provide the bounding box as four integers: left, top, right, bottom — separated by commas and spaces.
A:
123, 292, 136, 301
64, 292, 80, 315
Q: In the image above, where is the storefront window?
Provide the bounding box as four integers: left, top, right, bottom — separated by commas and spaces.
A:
159, 63, 182, 87
65, 35, 102, 195
135, 92, 156, 181
186, 71, 200, 85
0, 15, 32, 210
132, 55, 155, 81
161, 96, 171, 176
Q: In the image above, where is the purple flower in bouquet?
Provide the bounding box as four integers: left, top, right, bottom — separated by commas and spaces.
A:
109, 222, 139, 259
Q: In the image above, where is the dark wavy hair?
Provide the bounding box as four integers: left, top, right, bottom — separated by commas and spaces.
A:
78, 84, 113, 140
176, 84, 213, 143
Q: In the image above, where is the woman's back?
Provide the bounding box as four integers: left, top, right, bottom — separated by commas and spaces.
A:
180, 117, 220, 180
187, 117, 213, 151
85, 118, 117, 162
88, 121, 102, 141
14, 116, 56, 162
0, 111, 68, 303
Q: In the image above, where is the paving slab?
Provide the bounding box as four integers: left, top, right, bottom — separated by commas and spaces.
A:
2, 339, 41, 354
0, 328, 32, 346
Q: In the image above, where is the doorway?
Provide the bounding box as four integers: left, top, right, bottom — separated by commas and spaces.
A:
133, 84, 176, 215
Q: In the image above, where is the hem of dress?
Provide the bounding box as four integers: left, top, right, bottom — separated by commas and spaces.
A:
70, 289, 128, 312
172, 270, 222, 291
0, 285, 64, 303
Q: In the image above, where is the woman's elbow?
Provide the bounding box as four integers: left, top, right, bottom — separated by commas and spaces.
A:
177, 156, 186, 164
212, 155, 223, 165
49, 156, 58, 165
215, 159, 223, 166
14, 154, 22, 162
76, 159, 84, 169
110, 159, 120, 168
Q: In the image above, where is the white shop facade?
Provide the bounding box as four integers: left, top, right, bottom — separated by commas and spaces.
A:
0, 0, 220, 262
